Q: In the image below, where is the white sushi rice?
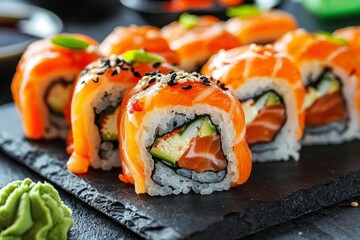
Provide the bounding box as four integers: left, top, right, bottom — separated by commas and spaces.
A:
233, 77, 302, 162
86, 84, 128, 170
137, 105, 242, 196
300, 62, 360, 145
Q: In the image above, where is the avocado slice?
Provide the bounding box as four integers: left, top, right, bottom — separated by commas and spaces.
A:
46, 82, 72, 114
317, 74, 340, 95
99, 106, 120, 141
265, 91, 281, 106
198, 116, 217, 137
255, 91, 281, 109
150, 116, 217, 166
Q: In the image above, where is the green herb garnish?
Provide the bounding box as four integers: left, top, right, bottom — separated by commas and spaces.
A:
122, 50, 165, 63
51, 35, 89, 50
316, 31, 348, 45
226, 4, 262, 19
179, 13, 199, 30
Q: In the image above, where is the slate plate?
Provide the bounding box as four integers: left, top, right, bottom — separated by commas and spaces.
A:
1, 103, 360, 239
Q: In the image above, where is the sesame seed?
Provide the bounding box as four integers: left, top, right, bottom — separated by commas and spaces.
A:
152, 62, 161, 68
111, 68, 118, 76
133, 71, 141, 78
96, 71, 104, 75
149, 78, 156, 84
92, 77, 99, 83
220, 83, 228, 90
351, 202, 358, 207
182, 85, 192, 90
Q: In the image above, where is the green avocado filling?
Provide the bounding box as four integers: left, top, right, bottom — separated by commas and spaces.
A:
150, 116, 217, 166
45, 81, 72, 115
95, 106, 120, 141
304, 71, 341, 109
0, 178, 73, 240
241, 91, 281, 126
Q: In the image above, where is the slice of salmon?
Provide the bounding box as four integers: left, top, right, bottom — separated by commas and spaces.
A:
306, 91, 347, 127
246, 104, 286, 145
177, 135, 227, 172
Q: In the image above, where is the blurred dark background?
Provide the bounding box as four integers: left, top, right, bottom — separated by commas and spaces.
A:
2, 0, 360, 105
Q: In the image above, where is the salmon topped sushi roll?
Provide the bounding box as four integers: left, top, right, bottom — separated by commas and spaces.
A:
119, 71, 252, 195
225, 5, 297, 44
202, 44, 305, 161
161, 13, 241, 71
99, 25, 179, 66
11, 34, 99, 140
274, 29, 360, 144
67, 50, 174, 174
334, 26, 360, 61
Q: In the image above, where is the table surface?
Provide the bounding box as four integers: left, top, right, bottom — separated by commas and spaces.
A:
1, 0, 360, 239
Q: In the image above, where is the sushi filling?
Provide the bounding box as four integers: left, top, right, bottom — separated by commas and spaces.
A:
44, 79, 73, 138
304, 69, 347, 134
241, 91, 286, 147
94, 92, 122, 165
149, 116, 228, 187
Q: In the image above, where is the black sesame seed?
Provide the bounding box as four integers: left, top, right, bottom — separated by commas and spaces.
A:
168, 80, 178, 87
152, 62, 161, 68
168, 70, 175, 75
96, 71, 104, 75
182, 85, 192, 90
111, 69, 118, 76
115, 58, 121, 65
170, 73, 177, 81
130, 67, 135, 72
81, 80, 86, 85
149, 78, 156, 84
121, 67, 129, 70
133, 71, 141, 78
220, 83, 228, 90
145, 72, 152, 76
92, 77, 99, 83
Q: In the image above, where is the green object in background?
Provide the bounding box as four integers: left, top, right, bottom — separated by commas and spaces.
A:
302, 0, 360, 18
0, 178, 73, 240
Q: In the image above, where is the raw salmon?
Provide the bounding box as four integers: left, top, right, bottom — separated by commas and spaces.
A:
161, 15, 241, 71
119, 71, 252, 193
99, 25, 179, 66
11, 33, 99, 139
225, 9, 297, 44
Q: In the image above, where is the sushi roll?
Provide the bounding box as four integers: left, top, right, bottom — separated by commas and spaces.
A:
202, 45, 305, 161
274, 29, 360, 144
99, 25, 179, 66
119, 71, 252, 195
11, 34, 99, 140
161, 13, 241, 72
67, 51, 175, 173
225, 5, 297, 44
334, 26, 360, 61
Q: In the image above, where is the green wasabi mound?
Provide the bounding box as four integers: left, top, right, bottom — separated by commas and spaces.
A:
0, 178, 73, 240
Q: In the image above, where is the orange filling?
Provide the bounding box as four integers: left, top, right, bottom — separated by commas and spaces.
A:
306, 91, 347, 127
246, 104, 286, 145
178, 135, 227, 172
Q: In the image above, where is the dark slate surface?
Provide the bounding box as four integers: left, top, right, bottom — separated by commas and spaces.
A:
1, 103, 360, 239
0, 151, 139, 240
